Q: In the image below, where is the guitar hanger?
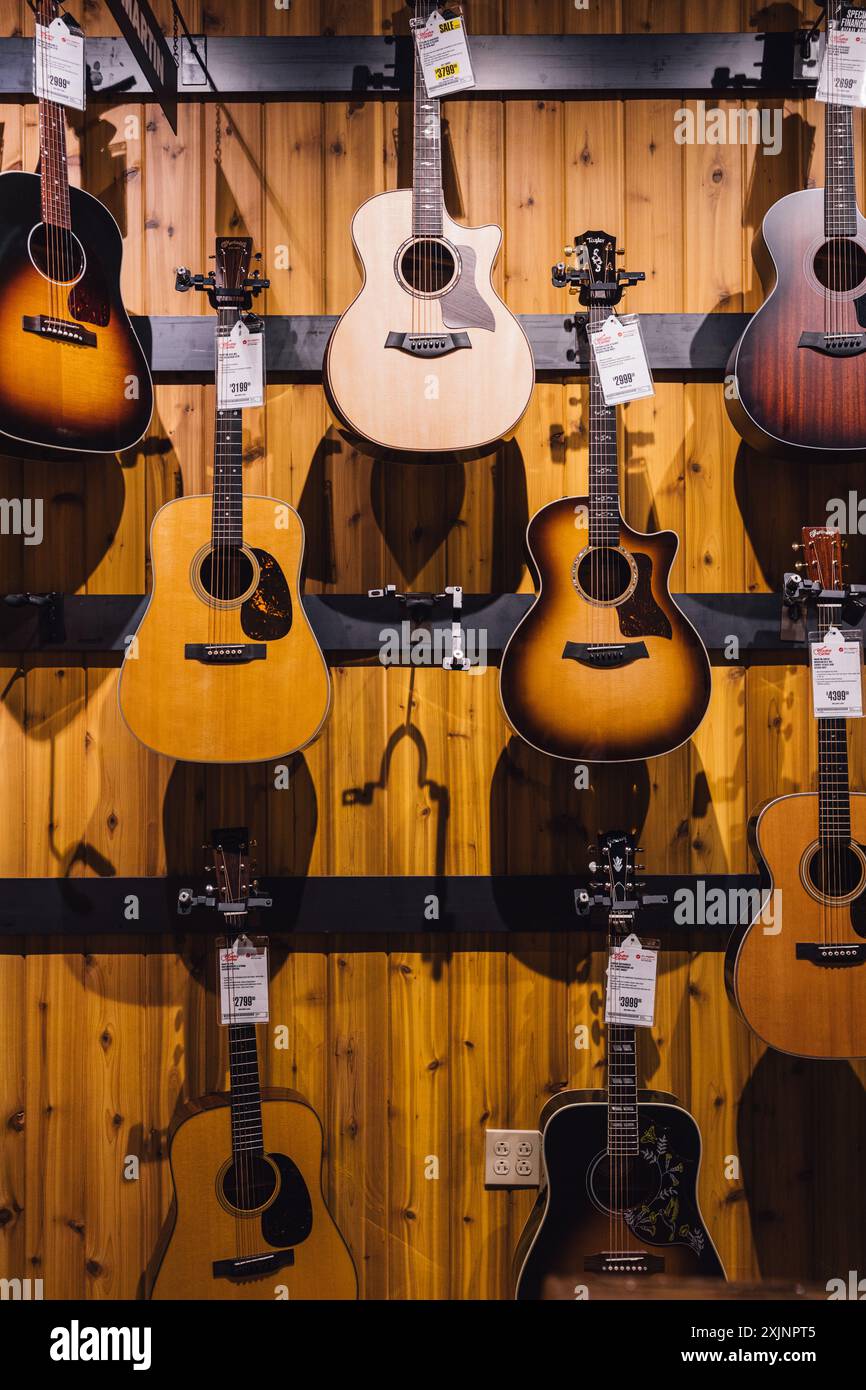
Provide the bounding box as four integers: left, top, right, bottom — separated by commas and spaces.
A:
175, 259, 270, 313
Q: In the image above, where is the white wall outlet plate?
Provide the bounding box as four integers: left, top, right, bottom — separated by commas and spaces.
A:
484, 1129, 542, 1188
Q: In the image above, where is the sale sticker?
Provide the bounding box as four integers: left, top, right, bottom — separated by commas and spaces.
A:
605, 933, 658, 1028
413, 9, 476, 96
219, 940, 269, 1024
810, 626, 863, 718
816, 7, 866, 108
216, 320, 264, 409
34, 19, 86, 111
589, 313, 655, 405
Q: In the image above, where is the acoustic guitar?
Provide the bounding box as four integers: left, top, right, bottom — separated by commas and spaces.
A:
499, 230, 711, 762
323, 1, 534, 457
0, 0, 153, 454
726, 0, 866, 459
514, 832, 725, 1300
727, 526, 866, 1060
149, 828, 358, 1301
118, 236, 330, 764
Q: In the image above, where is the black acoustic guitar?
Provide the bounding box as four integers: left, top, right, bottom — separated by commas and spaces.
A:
514, 833, 725, 1299
0, 0, 153, 454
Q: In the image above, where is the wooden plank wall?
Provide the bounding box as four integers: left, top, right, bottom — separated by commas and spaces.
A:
1, 0, 865, 1300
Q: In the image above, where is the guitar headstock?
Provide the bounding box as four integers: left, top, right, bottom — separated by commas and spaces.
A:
598, 830, 638, 911
176, 238, 268, 311
552, 230, 643, 308
800, 525, 844, 591
209, 827, 253, 916
214, 237, 253, 294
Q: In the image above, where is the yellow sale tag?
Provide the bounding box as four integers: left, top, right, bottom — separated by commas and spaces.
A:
439, 18, 460, 30
435, 62, 460, 80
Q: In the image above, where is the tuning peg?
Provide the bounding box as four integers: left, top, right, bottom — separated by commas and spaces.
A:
794, 561, 807, 570
616, 248, 625, 256
588, 861, 598, 873
791, 542, 803, 551
564, 245, 575, 256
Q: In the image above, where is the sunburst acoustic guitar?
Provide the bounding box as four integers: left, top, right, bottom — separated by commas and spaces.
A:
118, 237, 330, 764
499, 230, 711, 762
0, 0, 153, 454
726, 0, 866, 459
323, 0, 534, 456
726, 526, 866, 1060
149, 828, 358, 1301
514, 833, 725, 1299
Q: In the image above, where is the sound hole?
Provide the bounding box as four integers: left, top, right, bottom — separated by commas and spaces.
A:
27, 223, 86, 285
198, 545, 254, 602
575, 547, 633, 604
805, 842, 865, 900
812, 238, 866, 293
399, 238, 457, 294
221, 1155, 277, 1213
588, 1151, 661, 1215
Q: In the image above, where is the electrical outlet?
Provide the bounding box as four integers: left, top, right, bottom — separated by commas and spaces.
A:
484, 1129, 542, 1188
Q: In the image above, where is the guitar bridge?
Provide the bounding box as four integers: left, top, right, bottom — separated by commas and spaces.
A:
22, 315, 97, 349
385, 331, 471, 358
562, 641, 649, 668
796, 942, 866, 967
584, 1251, 664, 1275
212, 1250, 294, 1281
185, 643, 266, 664
798, 331, 866, 357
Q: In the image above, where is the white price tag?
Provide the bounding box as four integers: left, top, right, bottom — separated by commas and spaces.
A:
34, 20, 85, 111
413, 9, 476, 96
810, 626, 863, 718
589, 314, 655, 405
605, 933, 657, 1028
219, 941, 269, 1025
216, 320, 264, 409
816, 8, 866, 108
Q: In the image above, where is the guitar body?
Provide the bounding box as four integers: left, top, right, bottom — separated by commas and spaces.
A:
499, 497, 711, 761
324, 189, 534, 455
149, 1090, 358, 1300
727, 188, 866, 458
118, 494, 330, 762
0, 171, 153, 454
514, 1090, 725, 1300
727, 792, 866, 1059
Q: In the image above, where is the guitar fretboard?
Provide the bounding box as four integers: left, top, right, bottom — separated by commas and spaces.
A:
817, 601, 852, 845
228, 1022, 264, 1156
606, 911, 639, 1157
588, 300, 619, 547
825, 102, 857, 239
38, 96, 72, 232
411, 11, 443, 237
212, 307, 244, 549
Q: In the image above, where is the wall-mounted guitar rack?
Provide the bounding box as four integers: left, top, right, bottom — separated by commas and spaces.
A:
0, 872, 756, 942
0, 32, 823, 102
0, 590, 856, 661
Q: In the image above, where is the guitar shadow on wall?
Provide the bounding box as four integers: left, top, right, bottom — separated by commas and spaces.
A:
738, 1049, 866, 1283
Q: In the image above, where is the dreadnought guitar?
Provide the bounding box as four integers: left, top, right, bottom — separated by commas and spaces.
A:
0, 0, 153, 454
323, 1, 534, 457
726, 0, 866, 458
149, 829, 358, 1300
119, 237, 330, 763
727, 527, 866, 1059
499, 231, 711, 762
514, 833, 725, 1300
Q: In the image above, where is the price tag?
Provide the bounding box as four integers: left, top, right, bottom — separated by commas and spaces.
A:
413, 9, 476, 96
216, 320, 264, 409
810, 626, 863, 718
605, 933, 657, 1028
219, 940, 269, 1024
816, 6, 866, 108
34, 20, 85, 112
589, 313, 655, 405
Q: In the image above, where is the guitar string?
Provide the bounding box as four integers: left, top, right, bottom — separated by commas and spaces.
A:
220, 848, 245, 1261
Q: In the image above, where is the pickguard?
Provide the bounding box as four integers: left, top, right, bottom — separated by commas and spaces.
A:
241, 549, 293, 641
617, 551, 672, 639
68, 254, 111, 328
440, 244, 495, 332
626, 1122, 707, 1256
261, 1151, 314, 1250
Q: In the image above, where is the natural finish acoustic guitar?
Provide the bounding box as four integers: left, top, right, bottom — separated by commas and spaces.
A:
0, 0, 153, 454
515, 834, 725, 1299
727, 527, 866, 1060
324, 1, 534, 457
499, 231, 711, 762
118, 238, 330, 763
726, 0, 866, 459
149, 829, 358, 1301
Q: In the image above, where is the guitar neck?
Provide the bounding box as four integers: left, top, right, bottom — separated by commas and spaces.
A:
816, 600, 852, 844
228, 1021, 265, 1158
38, 96, 72, 230
587, 300, 619, 547
412, 19, 443, 237
212, 307, 244, 548
825, 103, 857, 238
606, 910, 639, 1157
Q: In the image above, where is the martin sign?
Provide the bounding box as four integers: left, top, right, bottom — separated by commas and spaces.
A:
104, 0, 177, 132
